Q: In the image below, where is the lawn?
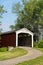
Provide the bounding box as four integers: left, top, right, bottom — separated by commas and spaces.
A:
16, 48, 43, 65
0, 47, 27, 60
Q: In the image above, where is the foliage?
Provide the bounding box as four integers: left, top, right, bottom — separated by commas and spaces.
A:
12, 0, 43, 34
0, 5, 7, 36
10, 25, 15, 31
12, 2, 21, 15
0, 5, 7, 18
0, 47, 8, 52
33, 42, 38, 47
38, 40, 43, 48
34, 40, 43, 48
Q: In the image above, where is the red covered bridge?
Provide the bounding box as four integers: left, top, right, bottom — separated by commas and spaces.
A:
0, 28, 33, 48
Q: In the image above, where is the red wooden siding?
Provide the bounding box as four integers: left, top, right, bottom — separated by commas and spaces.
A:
1, 32, 16, 47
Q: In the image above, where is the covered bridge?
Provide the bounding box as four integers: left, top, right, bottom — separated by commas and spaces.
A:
0, 28, 33, 48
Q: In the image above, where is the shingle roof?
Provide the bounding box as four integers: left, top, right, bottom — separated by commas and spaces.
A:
1, 30, 16, 35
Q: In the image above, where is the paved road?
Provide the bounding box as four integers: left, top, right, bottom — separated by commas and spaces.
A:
0, 47, 42, 65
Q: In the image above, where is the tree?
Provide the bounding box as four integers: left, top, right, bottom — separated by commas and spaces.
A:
10, 25, 15, 31
12, 0, 43, 41
0, 5, 7, 32
12, 0, 43, 30
0, 5, 7, 18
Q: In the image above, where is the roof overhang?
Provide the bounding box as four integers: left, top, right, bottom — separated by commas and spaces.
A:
16, 28, 33, 36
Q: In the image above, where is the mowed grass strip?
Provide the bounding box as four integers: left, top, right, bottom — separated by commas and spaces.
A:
0, 48, 27, 60
16, 48, 43, 65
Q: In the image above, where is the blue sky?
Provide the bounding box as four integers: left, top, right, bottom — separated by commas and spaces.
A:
0, 0, 21, 32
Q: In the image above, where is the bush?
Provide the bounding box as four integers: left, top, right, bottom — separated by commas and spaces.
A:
0, 47, 8, 52
38, 40, 43, 48
34, 42, 38, 47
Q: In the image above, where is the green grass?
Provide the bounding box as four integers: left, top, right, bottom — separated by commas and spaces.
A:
35, 48, 43, 52
0, 48, 27, 60
16, 48, 43, 65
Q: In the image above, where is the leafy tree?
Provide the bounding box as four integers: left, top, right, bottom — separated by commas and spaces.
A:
0, 5, 7, 32
10, 25, 15, 31
12, 0, 43, 41
0, 5, 7, 18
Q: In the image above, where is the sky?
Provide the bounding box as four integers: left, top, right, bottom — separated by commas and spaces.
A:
0, 0, 21, 32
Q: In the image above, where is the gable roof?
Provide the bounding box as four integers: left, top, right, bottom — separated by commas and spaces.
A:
16, 28, 33, 35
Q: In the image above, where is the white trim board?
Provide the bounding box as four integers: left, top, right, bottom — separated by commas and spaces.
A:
16, 28, 34, 48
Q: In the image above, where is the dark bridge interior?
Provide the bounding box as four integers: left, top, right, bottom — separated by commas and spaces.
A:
18, 33, 32, 47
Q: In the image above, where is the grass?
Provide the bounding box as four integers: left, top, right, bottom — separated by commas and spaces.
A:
0, 47, 27, 60
35, 48, 43, 52
16, 48, 43, 65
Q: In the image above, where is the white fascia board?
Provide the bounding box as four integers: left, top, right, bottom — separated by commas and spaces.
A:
16, 28, 33, 36
16, 30, 33, 36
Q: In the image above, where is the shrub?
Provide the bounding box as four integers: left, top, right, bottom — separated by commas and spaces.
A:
38, 40, 43, 48
34, 42, 38, 47
0, 47, 8, 52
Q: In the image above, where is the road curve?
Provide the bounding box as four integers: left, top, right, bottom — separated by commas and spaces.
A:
0, 47, 42, 65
